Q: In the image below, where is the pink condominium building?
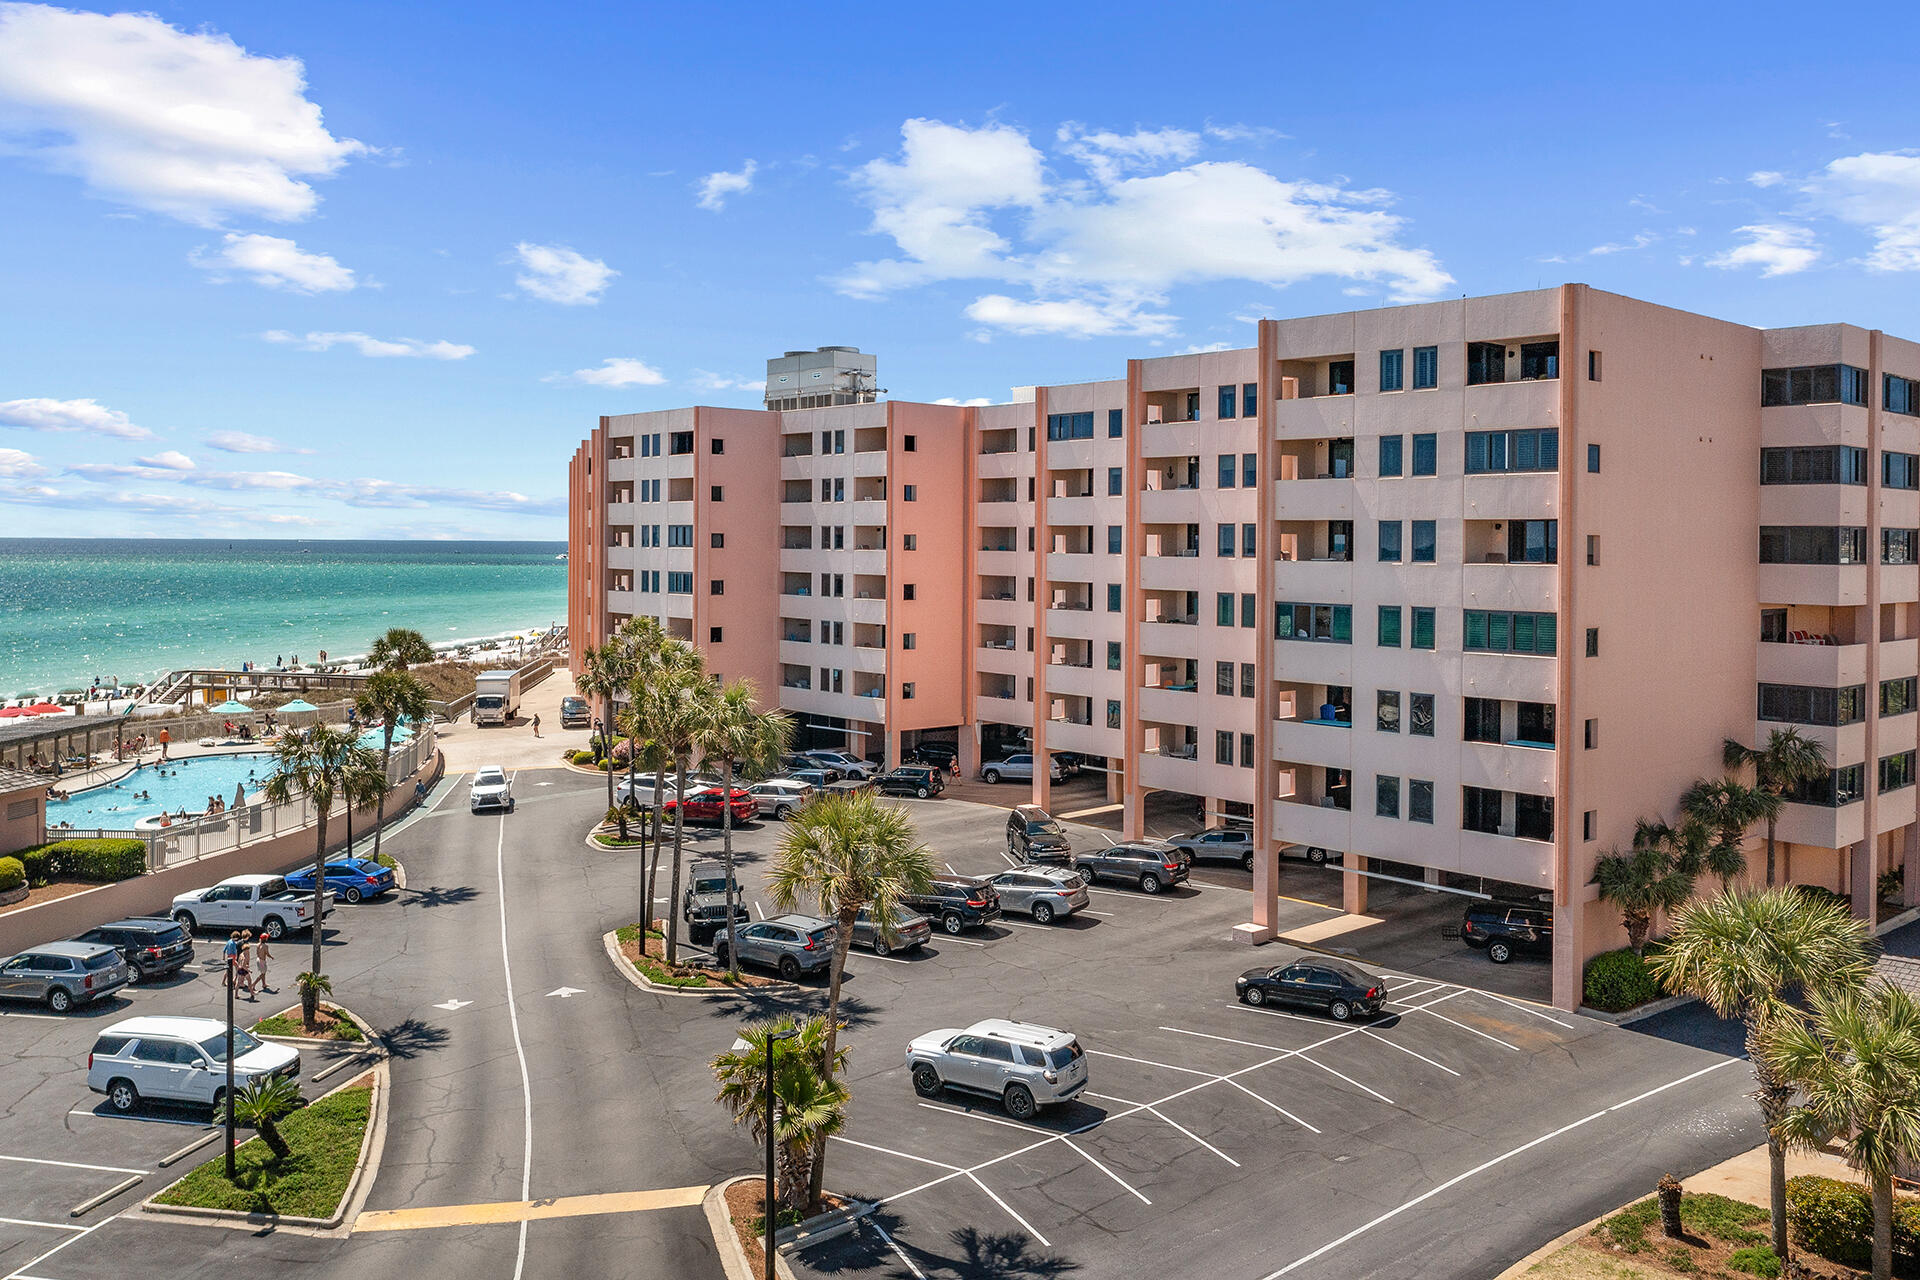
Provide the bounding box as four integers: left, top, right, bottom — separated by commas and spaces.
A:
568, 287, 1920, 1010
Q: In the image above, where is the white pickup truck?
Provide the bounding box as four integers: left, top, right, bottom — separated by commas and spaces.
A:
170, 874, 331, 939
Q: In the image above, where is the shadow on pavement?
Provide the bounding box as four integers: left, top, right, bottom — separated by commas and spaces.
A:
801, 1207, 1077, 1279
380, 1016, 453, 1060
404, 884, 482, 910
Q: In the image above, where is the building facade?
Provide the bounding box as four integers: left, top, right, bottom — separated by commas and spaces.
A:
568, 285, 1920, 1010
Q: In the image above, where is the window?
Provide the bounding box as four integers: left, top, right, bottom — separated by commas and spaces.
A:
1586, 627, 1598, 657
1410, 780, 1434, 824
1240, 733, 1255, 767
670, 431, 694, 455
1219, 385, 1238, 419
901, 683, 915, 700
1584, 718, 1598, 749
1046, 412, 1095, 440
1462, 785, 1502, 834
1103, 641, 1120, 672
1464, 610, 1558, 655
1107, 699, 1122, 729
1886, 529, 1918, 565
709, 626, 723, 643
1274, 602, 1353, 642
1109, 466, 1124, 495
1218, 593, 1235, 626
1243, 524, 1256, 556
1759, 526, 1869, 564
1412, 520, 1436, 563
1244, 453, 1258, 487
1411, 607, 1435, 650
1507, 520, 1558, 564
1413, 345, 1438, 389
902, 485, 917, 501
1378, 690, 1401, 733
1886, 373, 1920, 417
1787, 764, 1865, 807
667, 572, 693, 594
1217, 661, 1235, 696
1410, 692, 1434, 736
710, 532, 725, 549
1241, 663, 1256, 698
1108, 408, 1124, 437
1519, 342, 1558, 380
1328, 360, 1355, 394
1376, 775, 1401, 818
1883, 676, 1916, 717
711, 437, 725, 454
1216, 731, 1234, 765
902, 583, 916, 601
1889, 453, 1920, 490
1412, 433, 1437, 476
1467, 342, 1506, 386
1583, 810, 1596, 841
1380, 349, 1405, 392
903, 633, 916, 650
1379, 520, 1403, 562
1108, 583, 1122, 612
1218, 524, 1235, 557
1379, 605, 1402, 647
1761, 446, 1869, 485
1242, 593, 1256, 628
1466, 428, 1559, 474
1463, 697, 1502, 743
1588, 350, 1602, 381
1881, 752, 1917, 792
1588, 443, 1600, 473
668, 524, 694, 547
710, 485, 724, 502
1758, 683, 1865, 726
1587, 534, 1598, 566
710, 579, 724, 595
1218, 454, 1236, 488
903, 534, 917, 551
1379, 435, 1404, 477
1761, 608, 1789, 643
1244, 383, 1258, 418
1762, 365, 1869, 407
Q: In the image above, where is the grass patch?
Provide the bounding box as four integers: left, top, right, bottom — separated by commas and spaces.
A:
154, 1081, 371, 1219
1596, 1192, 1767, 1254
612, 924, 780, 990
252, 1004, 363, 1042
375, 852, 397, 871
592, 835, 648, 848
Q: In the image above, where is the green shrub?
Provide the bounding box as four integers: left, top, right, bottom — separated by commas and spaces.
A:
1726, 1245, 1781, 1277
1882, 868, 1907, 904
568, 749, 598, 765
1583, 947, 1660, 1011
1787, 1174, 1920, 1269
16, 839, 146, 884
18, 843, 53, 885
0, 857, 23, 892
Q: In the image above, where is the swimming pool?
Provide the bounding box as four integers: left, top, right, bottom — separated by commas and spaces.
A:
48, 753, 278, 829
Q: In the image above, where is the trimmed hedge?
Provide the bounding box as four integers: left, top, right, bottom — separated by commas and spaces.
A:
1786, 1174, 1920, 1270
0, 856, 22, 892
1583, 947, 1661, 1011
17, 838, 146, 885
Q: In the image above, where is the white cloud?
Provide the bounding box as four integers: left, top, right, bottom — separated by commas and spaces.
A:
1707, 223, 1821, 277
696, 159, 757, 211
1748, 171, 1785, 188
931, 396, 994, 407
512, 242, 616, 305
137, 449, 194, 470
689, 370, 766, 392
1801, 151, 1920, 271
204, 429, 311, 455
0, 447, 46, 478
49, 459, 562, 517
0, 396, 154, 439
551, 357, 667, 388
190, 232, 355, 292
1588, 233, 1656, 256
1177, 341, 1235, 355
836, 118, 1451, 337
0, 3, 362, 225
263, 330, 474, 360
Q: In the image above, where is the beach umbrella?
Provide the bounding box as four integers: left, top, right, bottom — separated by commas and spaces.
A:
0, 707, 30, 718
208, 700, 250, 715
25, 702, 64, 715
279, 698, 319, 713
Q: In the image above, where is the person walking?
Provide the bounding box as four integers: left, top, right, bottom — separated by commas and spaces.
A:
235, 930, 255, 999
253, 933, 272, 995
531, 713, 541, 738
223, 931, 243, 994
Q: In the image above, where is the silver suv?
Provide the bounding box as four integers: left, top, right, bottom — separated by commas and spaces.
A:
0, 942, 128, 1013
906, 1018, 1088, 1120
987, 866, 1090, 924
712, 914, 835, 981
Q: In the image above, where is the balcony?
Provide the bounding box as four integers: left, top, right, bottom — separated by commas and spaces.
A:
1466, 338, 1558, 387
1275, 437, 1355, 481
1757, 564, 1869, 608
1459, 742, 1557, 796
1141, 390, 1200, 424
1268, 716, 1352, 770
1271, 479, 1353, 522
980, 477, 1020, 504
1757, 638, 1870, 688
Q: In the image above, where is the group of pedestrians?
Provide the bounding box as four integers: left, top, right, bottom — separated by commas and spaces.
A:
222, 929, 272, 1000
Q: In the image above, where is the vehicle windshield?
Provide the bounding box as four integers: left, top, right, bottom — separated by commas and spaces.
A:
474, 771, 505, 786
1045, 1042, 1083, 1069
1028, 820, 1062, 835
691, 878, 727, 895
476, 696, 503, 708
83, 950, 120, 970
199, 1029, 264, 1062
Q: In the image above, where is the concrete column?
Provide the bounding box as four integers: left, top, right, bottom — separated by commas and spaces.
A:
1204, 799, 1222, 831
960, 726, 982, 780
1850, 836, 1878, 930
1903, 823, 1919, 910
1105, 765, 1122, 805
1238, 841, 1279, 945
1424, 867, 1444, 889
1342, 853, 1368, 915
883, 726, 901, 773
1122, 787, 1145, 839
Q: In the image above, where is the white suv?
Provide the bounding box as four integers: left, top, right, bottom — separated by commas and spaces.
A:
805, 750, 876, 780
469, 765, 514, 813
87, 1015, 301, 1113
906, 1018, 1088, 1119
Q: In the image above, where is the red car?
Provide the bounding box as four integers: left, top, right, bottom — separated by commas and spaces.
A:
664, 786, 758, 825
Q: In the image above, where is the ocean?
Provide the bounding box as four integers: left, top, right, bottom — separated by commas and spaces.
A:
0, 538, 567, 697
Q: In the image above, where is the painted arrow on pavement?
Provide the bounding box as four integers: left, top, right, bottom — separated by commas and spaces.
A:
433, 999, 473, 1012
546, 986, 585, 999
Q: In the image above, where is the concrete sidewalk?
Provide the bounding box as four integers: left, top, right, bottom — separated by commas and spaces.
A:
435, 665, 591, 773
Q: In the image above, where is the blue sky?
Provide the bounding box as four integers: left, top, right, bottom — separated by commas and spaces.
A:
3, 0, 1919, 538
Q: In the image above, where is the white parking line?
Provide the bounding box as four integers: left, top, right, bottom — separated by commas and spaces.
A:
937, 937, 987, 948
0, 1217, 82, 1233
1062, 1137, 1150, 1204
0, 1012, 65, 1021
64, 1110, 208, 1129
832, 1136, 960, 1171
1221, 1080, 1321, 1133
847, 951, 915, 966
966, 1172, 1050, 1248
1378, 970, 1575, 1029
1357, 1028, 1462, 1076
1400, 991, 1521, 1052
999, 920, 1053, 932
864, 1218, 928, 1279
915, 1102, 1042, 1135
0, 1155, 144, 1176
1083, 1091, 1240, 1168
1086, 1048, 1217, 1078
1103, 1038, 1326, 1132
1081, 910, 1115, 918
1261, 1058, 1741, 1277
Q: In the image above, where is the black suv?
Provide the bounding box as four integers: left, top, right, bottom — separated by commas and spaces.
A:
1461, 901, 1553, 964
901, 875, 1003, 935
909, 741, 959, 769
1005, 804, 1071, 860
70, 917, 194, 983
876, 766, 945, 799
560, 696, 591, 728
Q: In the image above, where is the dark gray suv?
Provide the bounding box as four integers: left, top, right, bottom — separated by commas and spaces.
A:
1074, 840, 1190, 894
712, 915, 835, 980
1005, 804, 1071, 860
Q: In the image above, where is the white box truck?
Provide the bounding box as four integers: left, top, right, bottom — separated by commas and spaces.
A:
473, 669, 523, 726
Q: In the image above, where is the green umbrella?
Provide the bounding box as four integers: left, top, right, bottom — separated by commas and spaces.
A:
279, 698, 320, 713
209, 700, 249, 714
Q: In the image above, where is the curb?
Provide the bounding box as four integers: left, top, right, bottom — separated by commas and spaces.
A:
777, 1196, 874, 1254
705, 1176, 797, 1280
252, 1000, 379, 1047
600, 929, 799, 1000
1578, 992, 1699, 1025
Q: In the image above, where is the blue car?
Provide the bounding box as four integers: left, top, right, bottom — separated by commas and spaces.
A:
283, 858, 394, 905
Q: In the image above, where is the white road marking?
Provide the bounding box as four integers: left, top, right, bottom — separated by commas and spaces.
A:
915, 1103, 1041, 1135
832, 1137, 961, 1171
1, 1203, 128, 1279
432, 998, 472, 1012
1082, 1092, 1241, 1167
1221, 1080, 1321, 1132
65, 1110, 208, 1129
966, 1172, 1049, 1248
0, 1155, 144, 1176
848, 951, 914, 966
944, 862, 957, 874
997, 848, 1019, 866
936, 937, 987, 948
0, 1217, 82, 1233
1061, 1137, 1150, 1204
1086, 1048, 1218, 1078
864, 1218, 928, 1280
1262, 1058, 1742, 1277
1357, 1028, 1462, 1076
1081, 910, 1115, 918
1377, 970, 1575, 1028
495, 809, 533, 1280
0, 1012, 65, 1021
545, 986, 584, 999
1155, 1024, 1395, 1103
753, 902, 765, 920
999, 920, 1053, 931
1094, 1042, 1322, 1133
1383, 981, 1446, 1003
1400, 990, 1521, 1051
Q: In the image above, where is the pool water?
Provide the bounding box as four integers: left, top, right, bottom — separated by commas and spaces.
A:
49, 753, 278, 828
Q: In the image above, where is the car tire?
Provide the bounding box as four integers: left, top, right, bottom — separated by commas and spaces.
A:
126, 963, 143, 985
107, 1079, 139, 1113
873, 936, 892, 956
172, 910, 197, 932
47, 986, 73, 1013
1307, 847, 1328, 865
1329, 999, 1353, 1022
1032, 902, 1055, 925
778, 955, 802, 981
1139, 873, 1162, 895
915, 786, 930, 799
1243, 986, 1266, 1006
1240, 851, 1255, 872
1003, 1083, 1036, 1121
941, 912, 964, 935
1488, 941, 1514, 964
262, 916, 286, 940
713, 944, 730, 969
344, 887, 363, 905
776, 805, 793, 821
912, 1064, 942, 1097
982, 769, 1001, 784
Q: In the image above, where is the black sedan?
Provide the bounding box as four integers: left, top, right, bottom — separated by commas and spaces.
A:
1236, 958, 1386, 1021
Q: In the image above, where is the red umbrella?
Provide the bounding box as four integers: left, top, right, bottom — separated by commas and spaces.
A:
24, 703, 64, 715
0, 707, 29, 717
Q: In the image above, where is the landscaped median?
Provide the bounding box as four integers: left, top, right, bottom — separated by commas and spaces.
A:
253, 1000, 368, 1043
703, 1175, 866, 1280
603, 924, 792, 996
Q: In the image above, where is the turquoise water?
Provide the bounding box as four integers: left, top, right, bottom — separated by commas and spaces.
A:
49, 752, 277, 827
0, 539, 566, 697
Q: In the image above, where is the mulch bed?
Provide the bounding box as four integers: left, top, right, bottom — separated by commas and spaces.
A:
1578, 1192, 1862, 1279
0, 879, 101, 916
253, 1003, 364, 1041
724, 1178, 847, 1274
615, 923, 784, 989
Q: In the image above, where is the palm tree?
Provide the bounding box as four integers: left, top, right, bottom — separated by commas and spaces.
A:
337, 747, 388, 865
767, 791, 935, 1207
234, 1073, 304, 1161
366, 627, 435, 672
694, 680, 794, 978
573, 642, 627, 811
295, 970, 334, 1034
1591, 818, 1699, 953
1724, 729, 1829, 885
1769, 980, 1920, 1280
1680, 777, 1762, 890
651, 647, 709, 966
353, 670, 431, 860
710, 1014, 850, 1216
262, 723, 363, 1025
1649, 887, 1874, 1263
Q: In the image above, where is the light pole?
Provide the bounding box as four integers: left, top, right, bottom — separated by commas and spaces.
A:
764, 1026, 798, 1280
224, 951, 237, 1178
636, 802, 654, 928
